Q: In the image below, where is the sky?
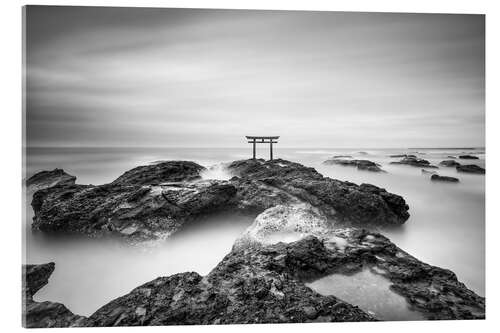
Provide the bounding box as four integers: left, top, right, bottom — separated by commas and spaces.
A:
25, 6, 485, 148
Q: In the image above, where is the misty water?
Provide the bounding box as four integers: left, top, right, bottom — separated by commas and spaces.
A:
23, 147, 485, 316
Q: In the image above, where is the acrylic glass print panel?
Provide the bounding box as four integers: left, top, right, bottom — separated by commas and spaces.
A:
22, 5, 485, 328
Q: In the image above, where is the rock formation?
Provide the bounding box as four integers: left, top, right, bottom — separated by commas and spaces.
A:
390, 156, 438, 168
23, 263, 87, 328
430, 175, 459, 183
456, 165, 485, 174
439, 160, 461, 167
323, 158, 385, 172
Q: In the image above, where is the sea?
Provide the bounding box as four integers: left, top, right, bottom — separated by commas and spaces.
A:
23, 147, 485, 316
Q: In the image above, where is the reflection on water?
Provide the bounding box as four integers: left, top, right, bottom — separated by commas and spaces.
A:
306, 267, 426, 321
24, 147, 485, 316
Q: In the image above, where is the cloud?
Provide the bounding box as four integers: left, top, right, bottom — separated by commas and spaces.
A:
25, 7, 485, 148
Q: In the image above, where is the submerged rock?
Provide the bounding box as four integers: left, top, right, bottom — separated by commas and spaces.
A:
23, 263, 87, 328
332, 155, 352, 158
323, 158, 385, 173
458, 155, 479, 160
26, 169, 76, 193
431, 175, 459, 183
228, 159, 408, 227
439, 160, 461, 167
390, 156, 438, 168
389, 154, 416, 158
421, 169, 437, 175
456, 165, 485, 174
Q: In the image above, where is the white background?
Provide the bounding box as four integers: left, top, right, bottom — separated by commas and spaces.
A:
0, 0, 498, 332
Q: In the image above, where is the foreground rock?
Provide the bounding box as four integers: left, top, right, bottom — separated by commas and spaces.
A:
431, 175, 459, 183
31, 161, 236, 241
228, 159, 408, 227
30, 159, 410, 240
84, 205, 484, 325
26, 169, 76, 193
459, 155, 479, 160
23, 263, 87, 328
439, 160, 461, 167
323, 158, 385, 172
456, 165, 485, 174
390, 156, 438, 168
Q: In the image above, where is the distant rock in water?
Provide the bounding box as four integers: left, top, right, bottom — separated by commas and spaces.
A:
30, 159, 410, 241
458, 155, 479, 160
421, 169, 437, 175
111, 161, 205, 185
447, 155, 457, 159
390, 156, 438, 168
456, 164, 485, 174
332, 155, 352, 158
26, 169, 76, 192
439, 160, 461, 167
23, 263, 87, 328
431, 174, 459, 183
389, 154, 416, 158
323, 158, 385, 173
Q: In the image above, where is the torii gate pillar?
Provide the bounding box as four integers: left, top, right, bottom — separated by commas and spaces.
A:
246, 136, 279, 160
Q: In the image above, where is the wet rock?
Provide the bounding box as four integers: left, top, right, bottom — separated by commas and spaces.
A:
421, 169, 437, 175
31, 179, 237, 241
26, 169, 76, 193
390, 156, 438, 168
439, 160, 461, 167
431, 175, 459, 183
23, 263, 87, 328
112, 161, 205, 185
332, 155, 352, 158
228, 159, 409, 227
86, 206, 484, 325
323, 158, 385, 173
458, 155, 479, 160
456, 165, 485, 174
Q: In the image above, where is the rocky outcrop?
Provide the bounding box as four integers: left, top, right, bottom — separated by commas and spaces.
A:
111, 161, 205, 185
23, 263, 87, 328
323, 158, 385, 172
389, 154, 416, 158
31, 179, 237, 241
227, 159, 409, 227
431, 175, 459, 183
84, 205, 484, 325
458, 155, 479, 160
390, 156, 438, 168
26, 169, 76, 193
439, 160, 461, 167
30, 159, 410, 241
421, 169, 437, 175
456, 165, 485, 174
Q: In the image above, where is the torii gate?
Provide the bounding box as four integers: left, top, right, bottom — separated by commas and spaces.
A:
246, 136, 279, 160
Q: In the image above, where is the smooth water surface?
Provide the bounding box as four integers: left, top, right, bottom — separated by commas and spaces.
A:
23, 146, 485, 315
306, 267, 426, 321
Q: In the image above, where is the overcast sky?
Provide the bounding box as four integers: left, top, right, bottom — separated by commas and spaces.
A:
25, 6, 484, 148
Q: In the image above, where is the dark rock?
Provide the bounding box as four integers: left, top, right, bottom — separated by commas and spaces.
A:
456, 165, 485, 174
332, 155, 352, 158
323, 159, 385, 173
85, 206, 484, 325
431, 175, 459, 183
389, 154, 416, 158
31, 179, 237, 241
23, 263, 87, 328
458, 155, 479, 160
390, 156, 438, 168
26, 169, 76, 192
447, 156, 457, 159
112, 161, 205, 186
228, 159, 408, 226
439, 160, 461, 167
421, 169, 437, 175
